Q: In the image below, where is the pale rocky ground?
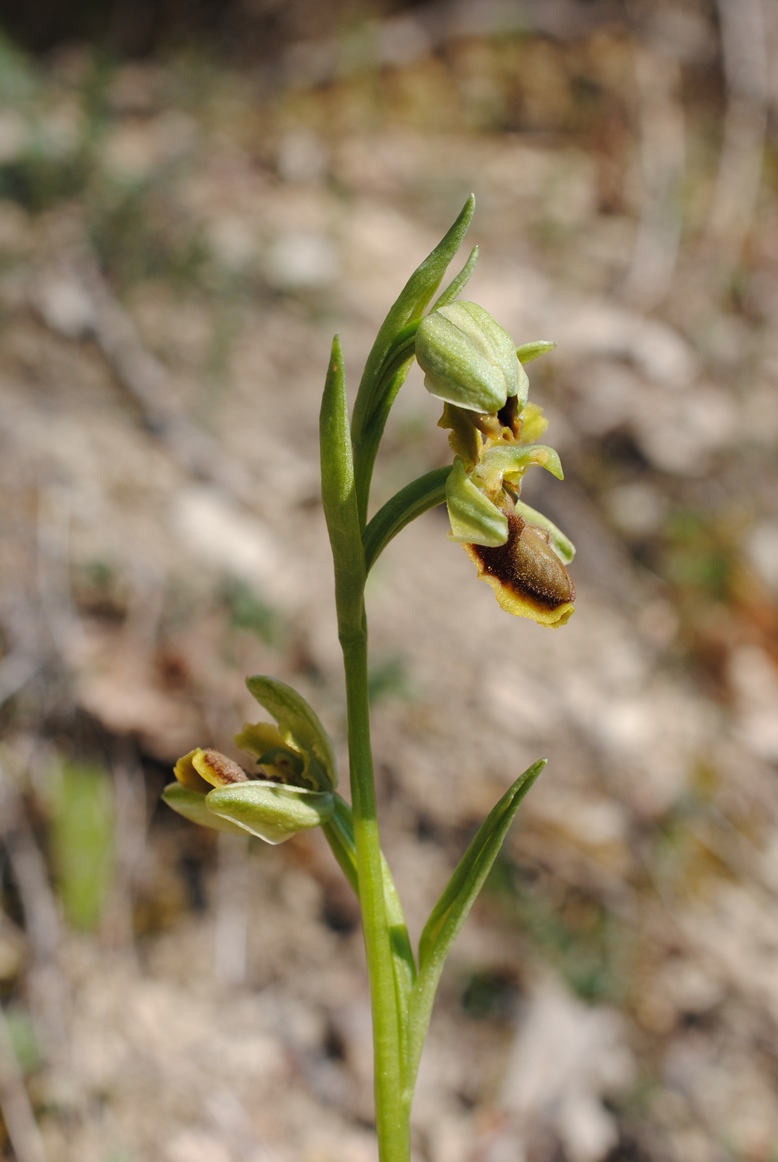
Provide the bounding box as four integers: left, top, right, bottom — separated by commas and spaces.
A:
1, 9, 778, 1161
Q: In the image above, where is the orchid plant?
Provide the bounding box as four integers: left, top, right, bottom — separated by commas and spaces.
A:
163, 196, 575, 1161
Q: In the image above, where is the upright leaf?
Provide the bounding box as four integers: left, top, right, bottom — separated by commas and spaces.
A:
405, 759, 546, 1090
351, 195, 476, 521
319, 334, 366, 630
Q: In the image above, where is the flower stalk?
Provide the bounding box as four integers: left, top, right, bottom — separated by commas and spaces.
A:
163, 195, 576, 1160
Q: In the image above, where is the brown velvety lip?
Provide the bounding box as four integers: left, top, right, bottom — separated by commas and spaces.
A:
467, 510, 575, 613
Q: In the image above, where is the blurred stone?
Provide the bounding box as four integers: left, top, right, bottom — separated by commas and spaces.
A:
277, 130, 328, 185
170, 485, 294, 607
36, 273, 96, 338
607, 480, 666, 536
206, 215, 257, 270
263, 230, 340, 289
728, 646, 778, 762
165, 1130, 232, 1162
632, 383, 738, 475
745, 520, 778, 595
500, 974, 634, 1162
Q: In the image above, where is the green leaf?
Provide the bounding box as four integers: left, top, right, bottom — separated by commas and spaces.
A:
406, 759, 545, 1088
351, 194, 476, 523
162, 782, 249, 836
49, 760, 115, 932
418, 759, 545, 970
245, 676, 338, 792
363, 466, 450, 573
320, 334, 366, 631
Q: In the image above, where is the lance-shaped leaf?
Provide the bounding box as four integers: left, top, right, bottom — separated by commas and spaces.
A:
245, 676, 338, 792
320, 334, 366, 631
406, 760, 545, 1087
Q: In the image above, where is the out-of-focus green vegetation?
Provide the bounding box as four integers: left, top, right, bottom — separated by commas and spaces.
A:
47, 760, 115, 932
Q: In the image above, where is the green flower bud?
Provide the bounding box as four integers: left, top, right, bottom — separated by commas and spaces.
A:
416, 301, 520, 413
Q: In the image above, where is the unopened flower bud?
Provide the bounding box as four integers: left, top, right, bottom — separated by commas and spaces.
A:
416, 301, 520, 413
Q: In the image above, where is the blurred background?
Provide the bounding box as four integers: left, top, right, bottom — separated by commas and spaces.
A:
1, 1, 778, 1159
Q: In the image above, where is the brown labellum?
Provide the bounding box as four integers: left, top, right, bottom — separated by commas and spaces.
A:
464, 510, 575, 627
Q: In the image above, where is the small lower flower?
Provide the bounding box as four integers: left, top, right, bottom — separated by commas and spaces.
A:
163, 743, 334, 844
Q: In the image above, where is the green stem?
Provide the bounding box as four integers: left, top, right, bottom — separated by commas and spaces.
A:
341, 622, 411, 1161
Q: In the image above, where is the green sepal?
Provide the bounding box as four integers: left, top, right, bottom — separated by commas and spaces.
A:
206, 781, 335, 845
445, 457, 508, 546
351, 194, 476, 523
512, 498, 576, 564
516, 339, 556, 364
363, 466, 450, 573
516, 357, 530, 408
405, 760, 546, 1088
161, 782, 249, 837
245, 676, 338, 792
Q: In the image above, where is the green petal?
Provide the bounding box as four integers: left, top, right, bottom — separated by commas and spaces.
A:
478, 443, 564, 490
